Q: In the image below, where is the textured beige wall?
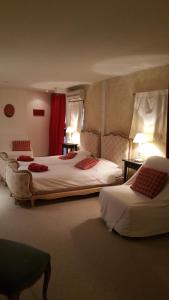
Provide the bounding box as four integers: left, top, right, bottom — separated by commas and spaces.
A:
85, 64, 169, 136
105, 75, 134, 136
84, 82, 102, 132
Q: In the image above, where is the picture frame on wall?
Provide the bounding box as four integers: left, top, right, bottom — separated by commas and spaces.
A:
33, 109, 45, 116
4, 104, 15, 117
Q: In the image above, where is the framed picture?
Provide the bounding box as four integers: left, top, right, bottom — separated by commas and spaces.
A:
4, 104, 15, 117
33, 109, 45, 116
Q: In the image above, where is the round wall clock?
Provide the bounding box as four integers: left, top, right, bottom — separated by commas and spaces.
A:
4, 104, 15, 117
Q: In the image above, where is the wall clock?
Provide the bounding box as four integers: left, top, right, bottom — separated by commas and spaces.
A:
4, 104, 15, 117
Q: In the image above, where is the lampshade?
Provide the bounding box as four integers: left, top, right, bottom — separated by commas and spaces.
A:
133, 133, 147, 144
72, 132, 80, 144
66, 126, 75, 134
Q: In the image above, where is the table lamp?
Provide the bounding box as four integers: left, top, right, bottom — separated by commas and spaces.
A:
66, 126, 75, 143
72, 131, 80, 144
133, 133, 147, 162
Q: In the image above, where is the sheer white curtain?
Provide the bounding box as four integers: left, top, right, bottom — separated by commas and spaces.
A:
66, 89, 84, 144
66, 100, 84, 132
130, 89, 168, 157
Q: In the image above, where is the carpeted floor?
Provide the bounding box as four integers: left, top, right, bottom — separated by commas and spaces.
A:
0, 184, 169, 300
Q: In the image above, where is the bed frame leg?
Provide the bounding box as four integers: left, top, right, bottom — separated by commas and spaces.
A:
30, 199, 34, 208
15, 199, 19, 205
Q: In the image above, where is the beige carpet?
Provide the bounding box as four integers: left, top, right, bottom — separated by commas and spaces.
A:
0, 184, 169, 300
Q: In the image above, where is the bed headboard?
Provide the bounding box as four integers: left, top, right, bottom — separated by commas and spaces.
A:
101, 133, 129, 167
80, 130, 101, 157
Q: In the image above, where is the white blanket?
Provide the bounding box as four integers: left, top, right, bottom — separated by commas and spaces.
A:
19, 154, 122, 193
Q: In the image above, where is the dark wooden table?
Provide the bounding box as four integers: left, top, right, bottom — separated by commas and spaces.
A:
122, 159, 142, 182
62, 143, 78, 154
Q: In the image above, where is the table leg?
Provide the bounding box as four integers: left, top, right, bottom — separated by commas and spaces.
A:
124, 162, 128, 183
43, 261, 51, 300
9, 293, 20, 300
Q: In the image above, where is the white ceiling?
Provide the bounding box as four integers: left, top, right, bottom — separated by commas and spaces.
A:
0, 0, 169, 92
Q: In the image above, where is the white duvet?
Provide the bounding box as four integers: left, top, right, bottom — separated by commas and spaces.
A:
18, 152, 122, 194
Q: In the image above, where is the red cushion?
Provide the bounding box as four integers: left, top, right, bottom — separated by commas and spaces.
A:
59, 152, 77, 160
130, 166, 168, 198
17, 155, 34, 162
74, 157, 99, 170
12, 140, 31, 151
28, 163, 48, 172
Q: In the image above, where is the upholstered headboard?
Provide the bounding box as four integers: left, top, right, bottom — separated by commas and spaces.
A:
80, 131, 101, 157
101, 133, 129, 167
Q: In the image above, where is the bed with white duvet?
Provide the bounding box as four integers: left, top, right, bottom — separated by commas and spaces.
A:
6, 151, 122, 206
4, 131, 129, 206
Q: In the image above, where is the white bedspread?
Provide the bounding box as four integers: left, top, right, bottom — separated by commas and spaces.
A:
19, 154, 122, 194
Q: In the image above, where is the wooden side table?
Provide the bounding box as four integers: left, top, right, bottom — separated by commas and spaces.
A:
62, 143, 78, 154
122, 159, 142, 182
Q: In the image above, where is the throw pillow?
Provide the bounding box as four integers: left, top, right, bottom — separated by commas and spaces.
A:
59, 152, 77, 160
17, 155, 34, 162
74, 157, 99, 170
130, 166, 168, 198
28, 163, 48, 172
12, 140, 31, 151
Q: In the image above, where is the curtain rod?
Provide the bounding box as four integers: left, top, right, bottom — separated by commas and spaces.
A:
133, 88, 169, 96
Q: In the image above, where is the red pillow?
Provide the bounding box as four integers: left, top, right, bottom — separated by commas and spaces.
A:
59, 152, 77, 160
74, 157, 99, 170
12, 140, 31, 151
28, 163, 48, 172
17, 155, 34, 162
130, 166, 168, 198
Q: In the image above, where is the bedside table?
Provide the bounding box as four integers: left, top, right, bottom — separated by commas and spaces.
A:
62, 143, 78, 154
122, 159, 143, 182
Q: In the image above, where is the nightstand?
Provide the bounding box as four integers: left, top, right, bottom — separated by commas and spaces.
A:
62, 143, 78, 154
122, 159, 143, 182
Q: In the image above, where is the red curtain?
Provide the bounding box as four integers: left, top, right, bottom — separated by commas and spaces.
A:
166, 89, 169, 158
49, 93, 66, 155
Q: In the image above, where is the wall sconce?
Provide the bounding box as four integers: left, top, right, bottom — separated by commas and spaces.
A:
133, 133, 148, 162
